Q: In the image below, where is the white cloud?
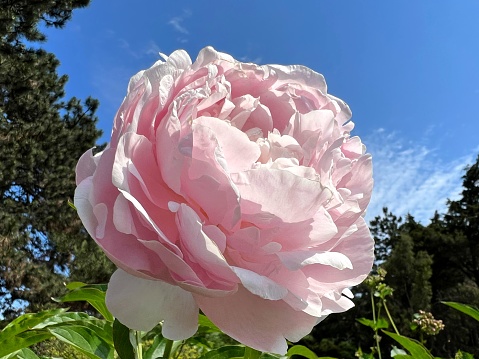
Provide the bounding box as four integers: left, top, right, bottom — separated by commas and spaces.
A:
145, 41, 161, 57
168, 9, 192, 37
364, 129, 476, 224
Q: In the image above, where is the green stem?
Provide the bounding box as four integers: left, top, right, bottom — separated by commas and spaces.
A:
163, 338, 174, 359
370, 293, 382, 359
135, 331, 143, 359
244, 346, 262, 359
383, 301, 399, 335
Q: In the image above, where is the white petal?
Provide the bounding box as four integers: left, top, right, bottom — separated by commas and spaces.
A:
277, 251, 353, 271
106, 269, 198, 339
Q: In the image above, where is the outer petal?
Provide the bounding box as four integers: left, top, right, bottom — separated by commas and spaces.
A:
106, 269, 199, 338
75, 148, 101, 185
195, 286, 318, 355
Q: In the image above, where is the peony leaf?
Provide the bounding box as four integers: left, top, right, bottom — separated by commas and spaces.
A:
112, 319, 134, 359
0, 309, 65, 340
382, 331, 433, 359
66, 281, 88, 290
454, 350, 475, 359
0, 330, 53, 357
33, 312, 101, 329
286, 345, 318, 359
258, 354, 282, 359
143, 335, 168, 359
198, 345, 245, 359
54, 287, 113, 321
49, 325, 114, 359
0, 348, 42, 359
356, 317, 389, 331
442, 301, 479, 322
198, 313, 221, 333
391, 345, 409, 358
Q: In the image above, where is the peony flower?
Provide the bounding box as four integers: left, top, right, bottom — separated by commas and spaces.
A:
74, 46, 374, 354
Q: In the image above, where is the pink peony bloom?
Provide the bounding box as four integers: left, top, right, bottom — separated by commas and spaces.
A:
74, 46, 374, 354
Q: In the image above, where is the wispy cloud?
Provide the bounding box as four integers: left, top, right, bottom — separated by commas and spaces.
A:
364, 129, 477, 224
167, 9, 192, 43
145, 41, 161, 57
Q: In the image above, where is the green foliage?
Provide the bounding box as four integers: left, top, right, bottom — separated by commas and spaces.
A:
442, 302, 479, 322
112, 319, 134, 359
382, 331, 434, 359
0, 0, 115, 319
53, 284, 113, 321
0, 0, 91, 44
356, 317, 389, 331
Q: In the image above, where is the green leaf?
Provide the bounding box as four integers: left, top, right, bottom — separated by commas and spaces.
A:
54, 287, 113, 321
0, 309, 66, 340
186, 336, 214, 351
0, 348, 42, 359
259, 354, 283, 359
287, 345, 318, 359
198, 314, 221, 333
356, 317, 389, 331
48, 325, 114, 359
258, 354, 280, 359
442, 301, 479, 322
68, 199, 77, 210
382, 331, 433, 359
198, 345, 245, 359
0, 331, 53, 357
455, 350, 475, 359
244, 347, 262, 359
65, 282, 88, 290
113, 319, 134, 359
33, 312, 101, 329
391, 345, 410, 358
143, 335, 170, 359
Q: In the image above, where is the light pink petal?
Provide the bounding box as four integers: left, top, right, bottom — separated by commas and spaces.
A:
114, 131, 183, 210
203, 224, 227, 253
229, 95, 258, 130
181, 122, 242, 230
164, 49, 192, 71
268, 64, 327, 94
75, 148, 101, 185
320, 294, 355, 315
175, 204, 238, 285
231, 167, 332, 226
231, 267, 288, 300
242, 103, 273, 135
194, 116, 260, 173
268, 268, 323, 317
303, 217, 374, 290
74, 177, 97, 239
259, 90, 295, 133
106, 269, 198, 338
327, 94, 352, 125
156, 103, 185, 195
195, 286, 318, 354
192, 46, 234, 70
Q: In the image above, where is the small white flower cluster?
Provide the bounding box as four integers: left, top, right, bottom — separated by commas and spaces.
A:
413, 310, 445, 336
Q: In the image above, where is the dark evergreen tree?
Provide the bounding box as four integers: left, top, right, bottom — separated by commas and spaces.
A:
0, 0, 114, 320
431, 157, 479, 356
369, 207, 402, 264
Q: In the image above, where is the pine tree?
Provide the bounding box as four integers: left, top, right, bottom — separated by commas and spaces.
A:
0, 0, 114, 320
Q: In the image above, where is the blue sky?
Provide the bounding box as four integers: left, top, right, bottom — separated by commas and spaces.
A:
40, 0, 479, 223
